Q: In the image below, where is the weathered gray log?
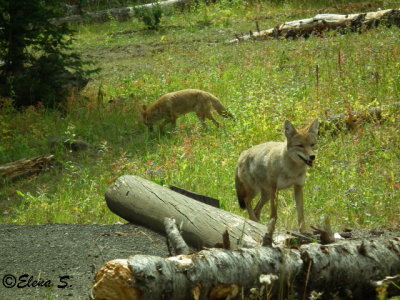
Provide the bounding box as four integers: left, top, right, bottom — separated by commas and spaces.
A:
0, 155, 54, 181
92, 237, 400, 300
228, 8, 400, 43
105, 175, 267, 249
54, 0, 191, 25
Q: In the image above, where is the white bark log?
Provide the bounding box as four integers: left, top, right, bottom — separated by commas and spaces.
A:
228, 8, 400, 43
92, 237, 400, 300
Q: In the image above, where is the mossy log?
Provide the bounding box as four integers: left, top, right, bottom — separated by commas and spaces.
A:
0, 155, 54, 181
92, 235, 400, 300
229, 8, 400, 43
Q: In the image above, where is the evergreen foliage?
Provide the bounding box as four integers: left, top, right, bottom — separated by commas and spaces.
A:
0, 0, 97, 108
134, 4, 163, 30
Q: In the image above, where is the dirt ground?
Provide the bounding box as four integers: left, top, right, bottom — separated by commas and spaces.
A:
1, 223, 399, 300
0, 223, 170, 300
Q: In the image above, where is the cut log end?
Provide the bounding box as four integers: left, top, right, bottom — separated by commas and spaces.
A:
92, 259, 140, 300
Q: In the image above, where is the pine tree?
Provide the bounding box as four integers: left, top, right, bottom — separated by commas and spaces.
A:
0, 0, 96, 108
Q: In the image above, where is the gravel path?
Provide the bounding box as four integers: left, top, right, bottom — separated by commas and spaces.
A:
0, 223, 170, 300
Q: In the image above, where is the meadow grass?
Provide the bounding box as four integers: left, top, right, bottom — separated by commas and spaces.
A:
0, 0, 399, 231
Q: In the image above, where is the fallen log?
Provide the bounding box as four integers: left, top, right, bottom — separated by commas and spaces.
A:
0, 155, 54, 181
92, 235, 400, 300
319, 101, 400, 135
54, 0, 191, 25
228, 8, 400, 43
105, 175, 267, 249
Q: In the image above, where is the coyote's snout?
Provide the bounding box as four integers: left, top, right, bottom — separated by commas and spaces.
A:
235, 119, 319, 232
140, 89, 233, 130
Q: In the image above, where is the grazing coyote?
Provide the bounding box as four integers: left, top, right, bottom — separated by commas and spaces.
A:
235, 119, 319, 232
140, 89, 233, 130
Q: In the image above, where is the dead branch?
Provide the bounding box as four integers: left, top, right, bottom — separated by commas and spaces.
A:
311, 216, 336, 244
164, 217, 190, 256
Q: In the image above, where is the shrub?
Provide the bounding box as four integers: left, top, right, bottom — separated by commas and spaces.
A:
134, 4, 163, 30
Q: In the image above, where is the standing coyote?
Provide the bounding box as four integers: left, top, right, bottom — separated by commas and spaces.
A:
141, 89, 233, 130
235, 119, 319, 232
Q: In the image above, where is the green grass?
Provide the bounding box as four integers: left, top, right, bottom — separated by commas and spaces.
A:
1, 0, 399, 231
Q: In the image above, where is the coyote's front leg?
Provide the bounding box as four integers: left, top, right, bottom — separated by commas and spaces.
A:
294, 184, 306, 232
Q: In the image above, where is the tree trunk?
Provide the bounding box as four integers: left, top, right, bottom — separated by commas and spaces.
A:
0, 155, 54, 181
105, 175, 267, 249
228, 8, 400, 43
92, 237, 400, 300
54, 0, 192, 25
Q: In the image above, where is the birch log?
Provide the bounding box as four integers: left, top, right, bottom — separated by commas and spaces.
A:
105, 175, 267, 249
92, 237, 400, 300
228, 8, 400, 43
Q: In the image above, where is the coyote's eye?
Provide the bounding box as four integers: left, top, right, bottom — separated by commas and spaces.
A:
296, 145, 304, 148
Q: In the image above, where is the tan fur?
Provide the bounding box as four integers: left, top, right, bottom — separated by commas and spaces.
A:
235, 119, 319, 232
140, 89, 233, 130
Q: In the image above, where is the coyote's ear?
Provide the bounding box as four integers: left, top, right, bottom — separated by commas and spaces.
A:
284, 120, 297, 138
308, 119, 319, 136
140, 104, 147, 115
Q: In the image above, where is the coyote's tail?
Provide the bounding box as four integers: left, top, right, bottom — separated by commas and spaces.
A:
209, 94, 234, 119
235, 167, 247, 209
